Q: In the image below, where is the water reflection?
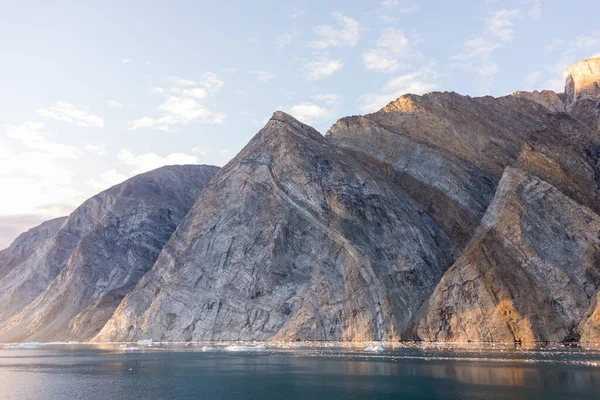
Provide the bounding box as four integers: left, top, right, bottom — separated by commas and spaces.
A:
1, 344, 600, 399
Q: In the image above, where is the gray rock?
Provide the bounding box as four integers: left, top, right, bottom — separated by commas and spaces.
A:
415, 167, 600, 342
94, 111, 457, 342
0, 165, 218, 342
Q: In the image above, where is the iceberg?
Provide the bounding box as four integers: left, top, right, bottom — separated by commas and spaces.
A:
364, 345, 384, 352
201, 346, 215, 351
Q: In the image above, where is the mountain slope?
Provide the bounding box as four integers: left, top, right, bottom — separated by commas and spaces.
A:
95, 112, 457, 342
0, 165, 219, 342
414, 167, 600, 342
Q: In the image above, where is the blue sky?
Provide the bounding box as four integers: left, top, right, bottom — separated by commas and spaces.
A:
1, 0, 599, 247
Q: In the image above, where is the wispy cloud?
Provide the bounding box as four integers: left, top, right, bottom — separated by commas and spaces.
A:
117, 57, 131, 64
86, 169, 127, 190
280, 102, 334, 125
452, 9, 523, 91
130, 72, 226, 132
84, 141, 107, 156
358, 66, 438, 113
308, 12, 360, 49
274, 32, 294, 49
362, 28, 413, 72
38, 102, 104, 128
118, 149, 198, 174
107, 100, 124, 108
304, 58, 343, 80
250, 70, 274, 82
0, 123, 84, 219
311, 94, 341, 105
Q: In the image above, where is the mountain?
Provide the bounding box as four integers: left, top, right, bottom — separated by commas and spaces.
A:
0, 165, 219, 342
1, 57, 600, 343
94, 111, 456, 342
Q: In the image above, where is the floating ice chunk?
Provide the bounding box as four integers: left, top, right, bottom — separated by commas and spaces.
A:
224, 344, 266, 351
364, 345, 384, 352
201, 346, 215, 352
137, 339, 153, 346
3, 342, 45, 349
124, 347, 141, 351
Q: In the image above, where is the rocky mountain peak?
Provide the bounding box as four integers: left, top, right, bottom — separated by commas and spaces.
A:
564, 56, 600, 108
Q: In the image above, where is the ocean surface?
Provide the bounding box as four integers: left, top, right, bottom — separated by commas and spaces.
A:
1, 342, 599, 399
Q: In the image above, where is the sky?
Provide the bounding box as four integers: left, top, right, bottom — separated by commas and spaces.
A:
0, 0, 599, 248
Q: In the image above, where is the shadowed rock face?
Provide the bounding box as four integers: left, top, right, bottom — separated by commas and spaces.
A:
0, 165, 219, 342
94, 111, 457, 342
415, 168, 600, 343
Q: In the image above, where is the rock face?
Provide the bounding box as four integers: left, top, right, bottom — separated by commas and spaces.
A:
415, 168, 600, 342
564, 57, 600, 108
94, 112, 456, 342
0, 165, 218, 342
2, 57, 600, 343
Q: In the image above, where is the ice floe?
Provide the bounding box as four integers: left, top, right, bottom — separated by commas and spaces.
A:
224, 344, 266, 351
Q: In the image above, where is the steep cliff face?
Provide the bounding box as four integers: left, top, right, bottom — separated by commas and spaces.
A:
415, 168, 600, 342
0, 217, 66, 283
0, 165, 219, 342
94, 112, 457, 342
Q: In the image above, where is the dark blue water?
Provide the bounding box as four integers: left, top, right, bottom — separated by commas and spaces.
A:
1, 343, 600, 399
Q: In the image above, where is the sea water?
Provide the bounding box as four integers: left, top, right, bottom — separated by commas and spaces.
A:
1, 342, 599, 399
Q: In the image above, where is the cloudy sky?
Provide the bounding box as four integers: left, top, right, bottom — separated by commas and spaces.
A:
1, 0, 599, 247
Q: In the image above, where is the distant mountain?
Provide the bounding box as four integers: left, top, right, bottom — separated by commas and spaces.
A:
0, 165, 219, 342
1, 57, 600, 343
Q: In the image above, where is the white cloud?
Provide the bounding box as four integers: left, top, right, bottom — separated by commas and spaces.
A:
291, 1, 305, 18
192, 147, 208, 155
485, 9, 522, 41
362, 28, 411, 72
220, 149, 230, 155
86, 169, 127, 190
358, 67, 438, 113
311, 94, 341, 105
308, 12, 360, 49
281, 102, 334, 125
107, 100, 124, 108
84, 141, 107, 156
117, 57, 131, 64
200, 72, 224, 93
274, 32, 294, 48
452, 9, 524, 91
304, 58, 343, 80
118, 149, 198, 174
526, 0, 541, 19
168, 77, 197, 87
38, 101, 104, 128
0, 123, 84, 219
250, 70, 274, 82
380, 0, 420, 13
130, 73, 226, 132
7, 122, 81, 158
